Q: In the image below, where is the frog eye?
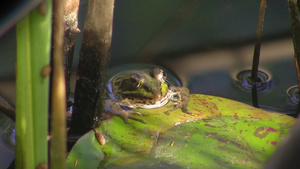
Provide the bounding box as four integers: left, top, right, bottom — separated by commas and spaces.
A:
130, 74, 143, 88
130, 77, 137, 83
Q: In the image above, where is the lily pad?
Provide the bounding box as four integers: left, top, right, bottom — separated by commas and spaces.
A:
66, 94, 295, 169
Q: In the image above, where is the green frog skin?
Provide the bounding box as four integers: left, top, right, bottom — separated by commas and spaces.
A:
105, 68, 191, 124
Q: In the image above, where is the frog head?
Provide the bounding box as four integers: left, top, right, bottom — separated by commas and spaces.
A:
110, 68, 169, 106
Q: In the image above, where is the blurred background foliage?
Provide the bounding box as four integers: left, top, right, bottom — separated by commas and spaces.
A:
0, 0, 291, 78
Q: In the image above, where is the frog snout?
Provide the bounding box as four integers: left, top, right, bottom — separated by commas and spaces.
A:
145, 83, 162, 99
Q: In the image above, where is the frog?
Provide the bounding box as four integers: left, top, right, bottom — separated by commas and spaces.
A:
105, 68, 191, 124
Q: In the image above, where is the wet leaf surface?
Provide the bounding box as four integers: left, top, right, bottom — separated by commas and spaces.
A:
66, 94, 295, 169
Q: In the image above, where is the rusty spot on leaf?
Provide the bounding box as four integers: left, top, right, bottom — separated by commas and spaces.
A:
204, 124, 216, 128
270, 141, 278, 145
253, 127, 277, 139
205, 132, 247, 151
128, 132, 137, 136
185, 133, 191, 136
193, 108, 204, 115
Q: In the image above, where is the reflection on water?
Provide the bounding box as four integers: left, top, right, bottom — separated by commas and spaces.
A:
0, 113, 15, 169
235, 70, 273, 93
159, 38, 298, 116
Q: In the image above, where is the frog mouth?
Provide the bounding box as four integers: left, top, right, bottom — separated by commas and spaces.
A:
123, 89, 173, 109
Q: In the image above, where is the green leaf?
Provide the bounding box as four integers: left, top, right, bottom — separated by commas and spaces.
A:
66, 94, 295, 169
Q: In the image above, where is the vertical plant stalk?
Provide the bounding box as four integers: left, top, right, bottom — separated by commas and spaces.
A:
16, 17, 34, 169
287, 0, 300, 115
63, 0, 80, 100
251, 0, 267, 108
31, 1, 52, 166
70, 0, 114, 135
51, 0, 67, 168
15, 0, 52, 168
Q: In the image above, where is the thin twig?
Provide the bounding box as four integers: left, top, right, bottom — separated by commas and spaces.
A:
251, 0, 267, 108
